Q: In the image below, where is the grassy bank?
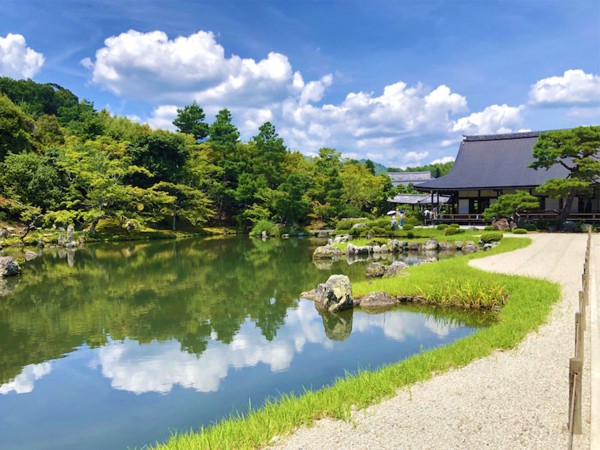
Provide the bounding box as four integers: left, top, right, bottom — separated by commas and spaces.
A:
152, 237, 559, 450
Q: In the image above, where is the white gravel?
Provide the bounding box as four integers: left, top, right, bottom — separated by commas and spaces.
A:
272, 233, 592, 450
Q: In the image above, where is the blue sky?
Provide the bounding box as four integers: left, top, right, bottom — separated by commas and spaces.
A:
1, 0, 599, 167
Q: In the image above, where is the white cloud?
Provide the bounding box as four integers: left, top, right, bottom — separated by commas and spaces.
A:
430, 156, 455, 165
82, 30, 306, 109
279, 81, 468, 164
0, 362, 52, 395
529, 69, 600, 107
146, 105, 178, 130
452, 104, 524, 135
0, 33, 45, 79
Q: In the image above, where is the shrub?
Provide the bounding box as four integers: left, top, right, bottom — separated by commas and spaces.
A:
436, 224, 448, 231
445, 227, 465, 236
336, 218, 365, 231
521, 223, 537, 231
250, 220, 279, 237
513, 228, 527, 234
371, 226, 386, 235
406, 231, 415, 239
448, 223, 460, 229
402, 224, 414, 231
480, 231, 503, 243
371, 217, 392, 228
405, 216, 419, 226
483, 225, 495, 232
349, 226, 362, 238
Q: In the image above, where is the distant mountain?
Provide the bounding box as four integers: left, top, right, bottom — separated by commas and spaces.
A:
358, 159, 388, 175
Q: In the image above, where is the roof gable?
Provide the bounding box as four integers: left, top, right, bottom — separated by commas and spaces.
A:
417, 131, 570, 191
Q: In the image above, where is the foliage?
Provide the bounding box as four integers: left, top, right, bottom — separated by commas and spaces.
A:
402, 224, 414, 231
444, 227, 465, 236
250, 219, 279, 237
0, 94, 35, 160
480, 232, 503, 243
530, 126, 600, 221
436, 224, 448, 230
483, 225, 495, 231
512, 228, 528, 234
482, 190, 540, 223
172, 102, 209, 142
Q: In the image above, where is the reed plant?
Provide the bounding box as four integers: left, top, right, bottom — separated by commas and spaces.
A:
153, 237, 560, 450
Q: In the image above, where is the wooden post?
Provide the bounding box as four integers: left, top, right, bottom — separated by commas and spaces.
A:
575, 313, 583, 359
569, 358, 583, 435
579, 291, 586, 331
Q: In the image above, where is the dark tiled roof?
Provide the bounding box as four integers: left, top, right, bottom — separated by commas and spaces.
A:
388, 194, 450, 204
388, 171, 432, 185
417, 131, 570, 191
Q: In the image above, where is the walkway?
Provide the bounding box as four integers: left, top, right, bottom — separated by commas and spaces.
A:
273, 234, 596, 449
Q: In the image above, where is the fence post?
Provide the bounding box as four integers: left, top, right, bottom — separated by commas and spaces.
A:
575, 313, 583, 359
579, 291, 586, 331
569, 358, 583, 435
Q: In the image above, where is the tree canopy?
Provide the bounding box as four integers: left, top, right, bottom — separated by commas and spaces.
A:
530, 126, 600, 221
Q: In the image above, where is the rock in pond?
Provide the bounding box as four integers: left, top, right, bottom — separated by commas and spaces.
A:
24, 250, 38, 261
314, 274, 354, 313
359, 292, 398, 310
365, 262, 386, 278
423, 238, 439, 251
383, 261, 409, 278
313, 245, 343, 259
0, 256, 20, 277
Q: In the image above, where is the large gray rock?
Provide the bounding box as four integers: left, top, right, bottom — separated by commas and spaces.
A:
66, 224, 75, 244
366, 262, 386, 278
0, 227, 8, 239
408, 242, 422, 251
313, 245, 342, 259
438, 241, 455, 251
359, 292, 398, 310
57, 234, 65, 247
462, 244, 479, 254
24, 251, 38, 261
383, 261, 409, 278
492, 218, 510, 231
0, 256, 20, 277
351, 222, 366, 230
423, 238, 439, 251
333, 235, 349, 243
314, 274, 354, 313
346, 244, 372, 255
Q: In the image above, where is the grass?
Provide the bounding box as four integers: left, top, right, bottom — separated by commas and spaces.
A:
151, 236, 562, 450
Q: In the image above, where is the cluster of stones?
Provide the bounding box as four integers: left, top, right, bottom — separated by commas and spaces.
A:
313, 236, 481, 260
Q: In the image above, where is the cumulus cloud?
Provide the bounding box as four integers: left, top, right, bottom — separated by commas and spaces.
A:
430, 156, 455, 165
529, 69, 600, 107
82, 30, 304, 108
0, 362, 52, 395
452, 104, 524, 135
279, 81, 468, 163
0, 33, 45, 79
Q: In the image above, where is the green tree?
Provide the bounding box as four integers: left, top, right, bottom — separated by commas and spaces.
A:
252, 122, 288, 188
0, 94, 35, 160
482, 190, 540, 224
207, 109, 243, 221
0, 151, 65, 212
173, 102, 209, 142
150, 181, 214, 230
530, 126, 600, 221
126, 130, 190, 188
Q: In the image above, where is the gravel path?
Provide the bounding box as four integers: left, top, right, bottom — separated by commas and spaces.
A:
272, 233, 592, 450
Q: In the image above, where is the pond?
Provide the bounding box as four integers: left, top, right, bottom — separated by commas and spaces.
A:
0, 237, 493, 450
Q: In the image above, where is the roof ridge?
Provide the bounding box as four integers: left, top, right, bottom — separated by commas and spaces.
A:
464, 131, 540, 142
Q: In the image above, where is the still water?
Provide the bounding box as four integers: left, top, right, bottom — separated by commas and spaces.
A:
0, 237, 490, 450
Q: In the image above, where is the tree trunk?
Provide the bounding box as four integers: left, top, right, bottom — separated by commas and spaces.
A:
90, 217, 101, 234
559, 189, 576, 223
172, 211, 178, 231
